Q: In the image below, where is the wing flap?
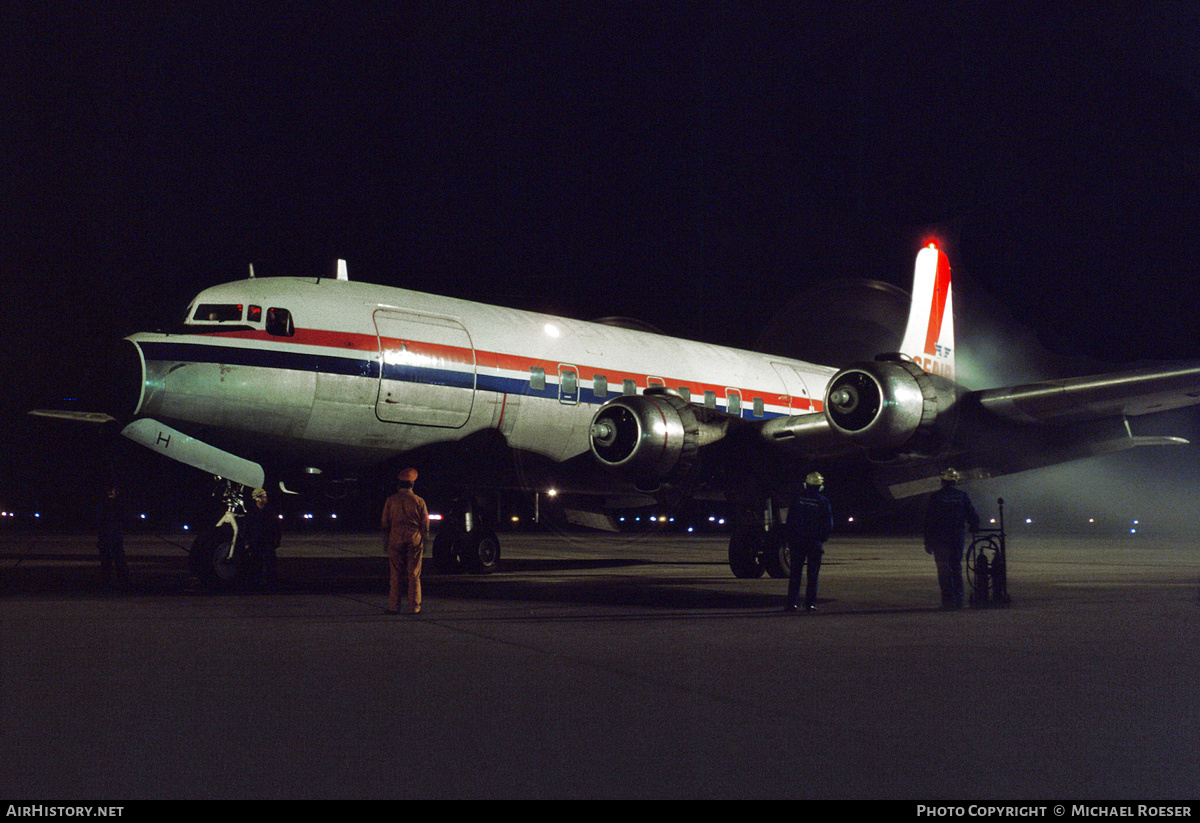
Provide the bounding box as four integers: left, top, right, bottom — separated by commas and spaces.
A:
976, 362, 1200, 424
121, 419, 266, 489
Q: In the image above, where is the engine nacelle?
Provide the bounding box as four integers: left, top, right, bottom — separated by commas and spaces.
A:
589, 390, 723, 485
824, 356, 952, 453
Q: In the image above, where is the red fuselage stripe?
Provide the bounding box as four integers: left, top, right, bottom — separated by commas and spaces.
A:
199, 326, 817, 412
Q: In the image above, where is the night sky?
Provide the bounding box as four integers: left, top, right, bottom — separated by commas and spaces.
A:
6, 4, 1200, 524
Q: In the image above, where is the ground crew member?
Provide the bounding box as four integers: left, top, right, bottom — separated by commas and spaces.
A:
245, 487, 281, 588
784, 471, 833, 613
924, 468, 980, 610
96, 483, 130, 589
381, 468, 429, 615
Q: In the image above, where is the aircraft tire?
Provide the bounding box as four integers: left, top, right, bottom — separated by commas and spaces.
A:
432, 529, 467, 574
761, 535, 791, 579
728, 530, 765, 579
465, 530, 501, 574
189, 524, 244, 591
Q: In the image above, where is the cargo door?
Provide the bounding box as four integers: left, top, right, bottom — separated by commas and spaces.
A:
375, 310, 476, 427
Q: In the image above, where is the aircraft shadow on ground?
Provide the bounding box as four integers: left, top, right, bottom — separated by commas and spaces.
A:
0, 553, 784, 610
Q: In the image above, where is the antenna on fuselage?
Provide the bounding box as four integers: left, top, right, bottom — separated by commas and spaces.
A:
336, 259, 349, 281
248, 263, 255, 278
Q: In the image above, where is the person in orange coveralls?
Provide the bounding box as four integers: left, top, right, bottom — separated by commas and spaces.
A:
381, 468, 429, 614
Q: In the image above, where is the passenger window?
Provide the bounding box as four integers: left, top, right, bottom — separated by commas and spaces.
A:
266, 307, 294, 337
753, 397, 764, 418
728, 392, 742, 416
248, 305, 262, 323
530, 367, 546, 391
678, 387, 691, 403
561, 370, 577, 395
704, 391, 716, 408
623, 379, 637, 396
593, 375, 608, 400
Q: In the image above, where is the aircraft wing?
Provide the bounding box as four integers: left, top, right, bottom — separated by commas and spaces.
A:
974, 361, 1200, 425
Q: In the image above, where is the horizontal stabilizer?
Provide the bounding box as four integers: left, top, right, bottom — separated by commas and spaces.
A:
28, 409, 118, 424
121, 418, 265, 489
1083, 434, 1189, 457
564, 508, 620, 532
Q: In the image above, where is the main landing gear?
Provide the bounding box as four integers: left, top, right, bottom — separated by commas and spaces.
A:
727, 497, 790, 579
432, 496, 501, 574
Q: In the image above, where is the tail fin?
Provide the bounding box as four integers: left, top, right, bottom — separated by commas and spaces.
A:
899, 243, 955, 380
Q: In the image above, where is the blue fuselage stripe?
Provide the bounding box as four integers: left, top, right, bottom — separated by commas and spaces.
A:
138, 339, 790, 419
141, 340, 378, 379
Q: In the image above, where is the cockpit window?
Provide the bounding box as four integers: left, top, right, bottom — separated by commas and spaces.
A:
193, 303, 244, 323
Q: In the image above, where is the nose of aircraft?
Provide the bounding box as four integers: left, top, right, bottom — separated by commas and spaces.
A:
72, 338, 145, 422
106, 338, 146, 421
28, 337, 145, 426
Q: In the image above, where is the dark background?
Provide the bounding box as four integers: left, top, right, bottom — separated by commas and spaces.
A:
5, 4, 1200, 529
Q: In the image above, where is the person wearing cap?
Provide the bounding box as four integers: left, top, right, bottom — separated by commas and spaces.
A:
783, 471, 833, 613
923, 468, 980, 610
381, 468, 429, 614
245, 487, 281, 588
97, 483, 130, 589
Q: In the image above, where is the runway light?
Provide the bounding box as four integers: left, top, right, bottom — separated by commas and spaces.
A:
429, 513, 443, 521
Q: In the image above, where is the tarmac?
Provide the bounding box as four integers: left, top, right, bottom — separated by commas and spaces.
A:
0, 527, 1197, 800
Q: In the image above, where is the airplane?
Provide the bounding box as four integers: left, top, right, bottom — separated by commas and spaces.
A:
31, 244, 1200, 588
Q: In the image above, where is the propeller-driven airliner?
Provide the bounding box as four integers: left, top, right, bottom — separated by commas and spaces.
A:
33, 245, 1200, 587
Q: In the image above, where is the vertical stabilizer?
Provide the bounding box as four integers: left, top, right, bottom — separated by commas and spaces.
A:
899, 243, 954, 380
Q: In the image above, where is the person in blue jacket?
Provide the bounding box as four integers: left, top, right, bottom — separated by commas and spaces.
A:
784, 472, 833, 613
924, 469, 980, 610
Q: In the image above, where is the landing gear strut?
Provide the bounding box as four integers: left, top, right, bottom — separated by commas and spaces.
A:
189, 478, 263, 590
